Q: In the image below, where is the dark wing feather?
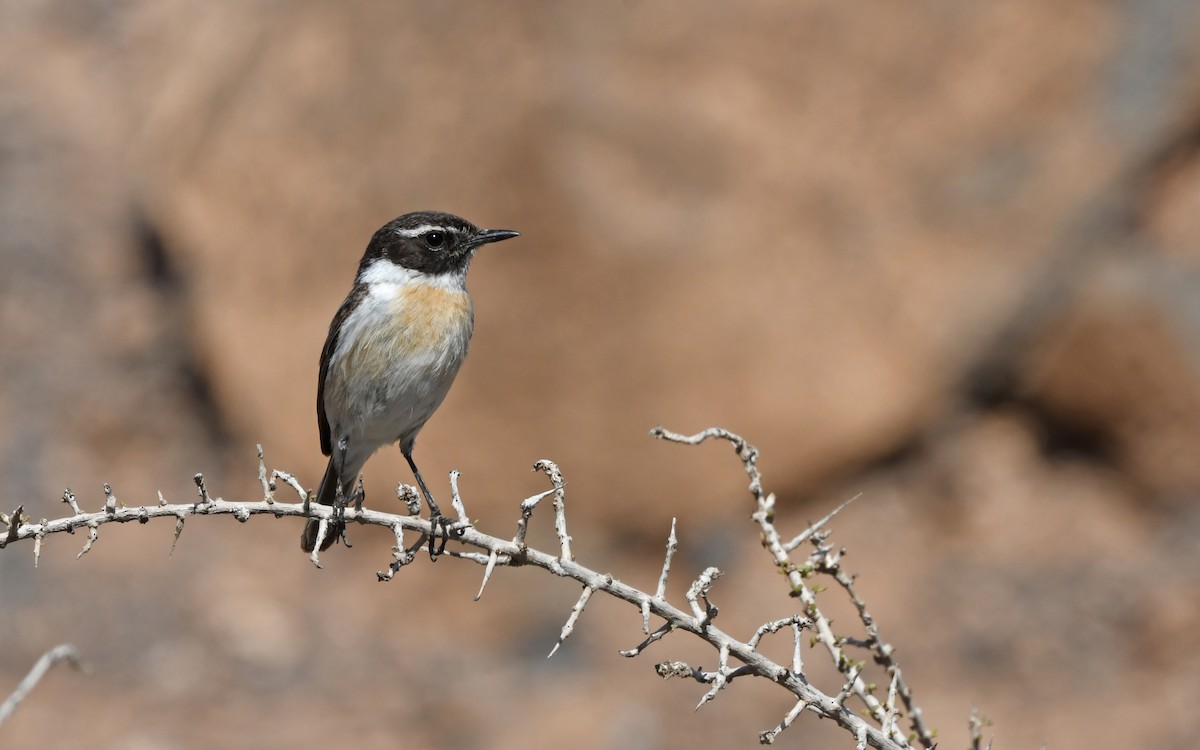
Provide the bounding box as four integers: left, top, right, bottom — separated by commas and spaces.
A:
317, 330, 336, 457
317, 286, 366, 456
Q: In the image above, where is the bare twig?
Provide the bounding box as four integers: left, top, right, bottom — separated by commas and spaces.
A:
760, 700, 809, 745
532, 459, 572, 561
61, 490, 83, 515
643, 518, 678, 633
685, 567, 722, 626
620, 620, 677, 657
272, 470, 307, 502
0, 645, 83, 726
257, 444, 274, 504
695, 641, 731, 709
512, 486, 558, 551
969, 704, 993, 750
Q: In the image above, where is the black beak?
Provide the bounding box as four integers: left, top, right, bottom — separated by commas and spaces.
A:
473, 228, 520, 246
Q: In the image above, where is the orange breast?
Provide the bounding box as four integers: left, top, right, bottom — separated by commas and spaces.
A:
329, 280, 474, 399
393, 283, 473, 355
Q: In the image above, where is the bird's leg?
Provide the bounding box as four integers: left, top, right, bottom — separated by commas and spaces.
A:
403, 450, 451, 559
333, 481, 352, 548
340, 476, 366, 547
334, 438, 352, 548
404, 451, 443, 517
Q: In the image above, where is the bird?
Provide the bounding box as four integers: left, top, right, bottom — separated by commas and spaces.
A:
301, 210, 519, 553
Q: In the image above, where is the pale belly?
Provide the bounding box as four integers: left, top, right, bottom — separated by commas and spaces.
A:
324, 281, 474, 455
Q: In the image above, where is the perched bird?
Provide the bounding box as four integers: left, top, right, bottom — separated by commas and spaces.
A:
301, 210, 519, 553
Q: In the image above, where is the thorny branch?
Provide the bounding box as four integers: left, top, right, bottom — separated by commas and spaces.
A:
0, 432, 949, 748
650, 426, 936, 748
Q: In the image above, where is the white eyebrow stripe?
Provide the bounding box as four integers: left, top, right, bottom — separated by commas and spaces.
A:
392, 224, 462, 238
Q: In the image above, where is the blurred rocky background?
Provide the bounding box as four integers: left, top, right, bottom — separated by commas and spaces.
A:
2, 1, 1200, 748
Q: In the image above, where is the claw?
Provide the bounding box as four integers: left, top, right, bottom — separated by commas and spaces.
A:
427, 513, 449, 560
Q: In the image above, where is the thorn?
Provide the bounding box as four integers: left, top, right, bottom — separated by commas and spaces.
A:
76, 524, 99, 559
549, 585, 596, 658
309, 519, 327, 569
695, 642, 731, 710
475, 549, 500, 601
784, 493, 862, 552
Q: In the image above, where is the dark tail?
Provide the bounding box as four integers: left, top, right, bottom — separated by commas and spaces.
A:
301, 456, 344, 552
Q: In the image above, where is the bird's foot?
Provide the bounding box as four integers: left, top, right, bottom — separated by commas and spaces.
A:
332, 483, 363, 549
426, 511, 469, 561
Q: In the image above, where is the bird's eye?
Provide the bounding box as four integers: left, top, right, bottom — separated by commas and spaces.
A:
424, 231, 446, 249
